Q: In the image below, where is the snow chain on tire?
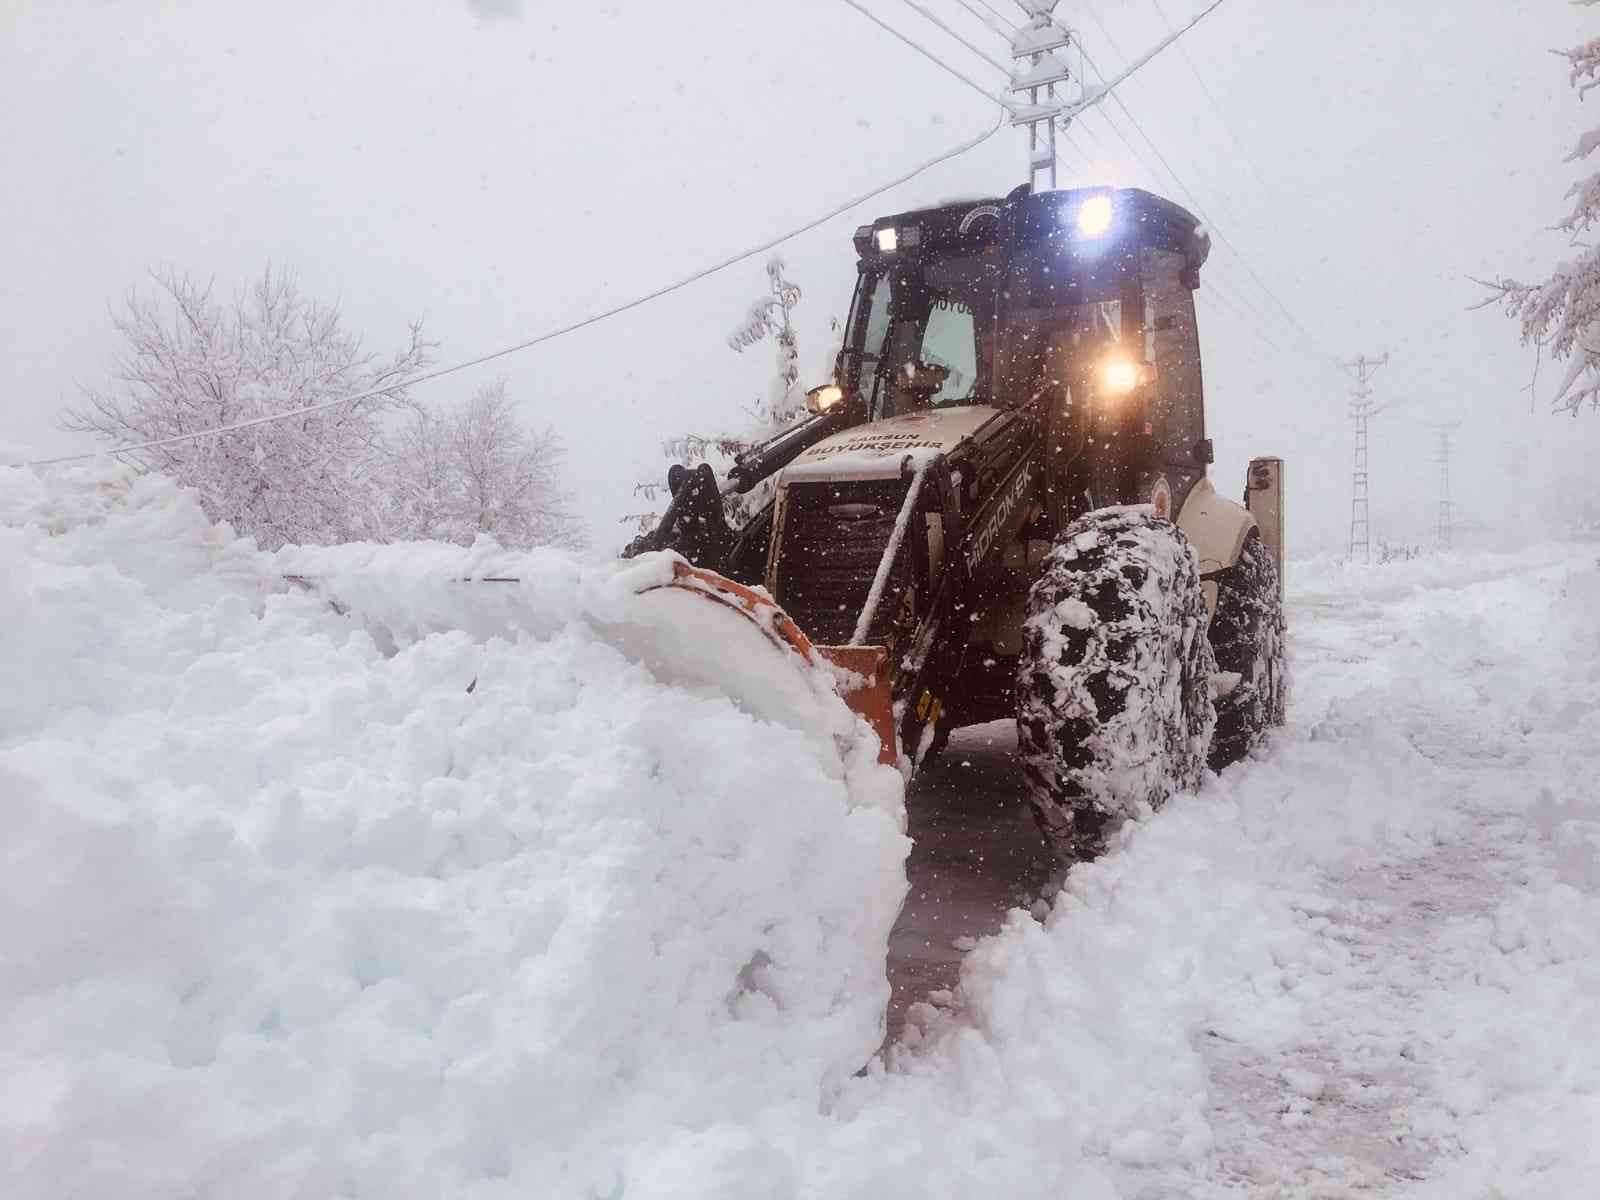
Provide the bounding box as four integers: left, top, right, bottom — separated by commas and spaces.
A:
1207, 529, 1287, 770
1017, 508, 1217, 860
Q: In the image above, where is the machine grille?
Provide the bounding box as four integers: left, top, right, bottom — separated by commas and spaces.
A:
773, 479, 914, 646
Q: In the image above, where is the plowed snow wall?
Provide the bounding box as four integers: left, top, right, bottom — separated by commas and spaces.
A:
0, 463, 906, 1199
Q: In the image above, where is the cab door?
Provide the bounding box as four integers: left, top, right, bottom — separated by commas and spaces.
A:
1140, 246, 1208, 515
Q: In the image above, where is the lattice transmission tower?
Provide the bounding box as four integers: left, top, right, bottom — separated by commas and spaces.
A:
1430, 421, 1461, 551
1342, 353, 1389, 563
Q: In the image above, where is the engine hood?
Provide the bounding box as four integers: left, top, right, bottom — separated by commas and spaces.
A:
782, 406, 1001, 482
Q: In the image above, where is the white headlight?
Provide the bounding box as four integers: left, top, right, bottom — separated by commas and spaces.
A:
875, 227, 898, 253
1076, 194, 1114, 238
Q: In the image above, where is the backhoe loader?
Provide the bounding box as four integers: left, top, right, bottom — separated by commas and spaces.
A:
628, 184, 1286, 858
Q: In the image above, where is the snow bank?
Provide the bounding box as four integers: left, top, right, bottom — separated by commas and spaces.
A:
1396, 558, 1600, 1197
788, 537, 1600, 1196
1289, 540, 1588, 600
0, 441, 44, 467
0, 463, 905, 1199
9, 458, 1597, 1197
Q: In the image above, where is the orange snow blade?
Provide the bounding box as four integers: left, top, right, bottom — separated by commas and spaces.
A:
649, 563, 899, 766
814, 643, 898, 768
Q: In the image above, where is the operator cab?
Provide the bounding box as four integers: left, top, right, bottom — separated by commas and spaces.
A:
833, 186, 1213, 526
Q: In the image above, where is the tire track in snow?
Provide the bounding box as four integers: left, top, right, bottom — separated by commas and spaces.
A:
885, 722, 1055, 1046
1197, 839, 1516, 1196
1174, 557, 1582, 1197
865, 547, 1595, 1198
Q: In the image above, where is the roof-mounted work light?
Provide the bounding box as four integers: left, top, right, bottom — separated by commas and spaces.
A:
1073, 194, 1114, 239
874, 225, 921, 254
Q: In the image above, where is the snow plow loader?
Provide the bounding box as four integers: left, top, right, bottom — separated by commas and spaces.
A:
628, 185, 1287, 858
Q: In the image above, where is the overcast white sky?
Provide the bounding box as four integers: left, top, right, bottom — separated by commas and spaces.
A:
3, 0, 1594, 553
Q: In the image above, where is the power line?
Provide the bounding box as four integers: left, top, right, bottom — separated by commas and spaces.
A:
970, 2, 1334, 393
1185, 263, 1361, 399
1058, 121, 1094, 162
1086, 57, 1268, 301
1073, 1, 1327, 357
1075, 38, 1339, 367
955, 0, 1014, 38
1068, 91, 1300, 353
1078, 97, 1151, 185
1083, 1, 1262, 212
896, 0, 1009, 74
1077, 0, 1129, 62
1134, 3, 1336, 370
1146, 0, 1274, 195
944, 25, 1296, 382
1026, 20, 1271, 313
1093, 111, 1303, 350
973, 0, 1018, 34
893, 0, 1087, 190
1055, 94, 1344, 390
968, 0, 1307, 375
836, 0, 1002, 108
941, 14, 1110, 180
26, 112, 1006, 469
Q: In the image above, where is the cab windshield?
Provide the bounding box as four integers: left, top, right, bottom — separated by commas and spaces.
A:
843, 249, 1133, 418
847, 253, 1002, 419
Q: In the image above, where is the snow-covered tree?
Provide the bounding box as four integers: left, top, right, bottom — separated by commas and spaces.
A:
626, 257, 814, 534
65, 267, 430, 548
727, 255, 805, 430
1484, 24, 1600, 415
394, 380, 582, 550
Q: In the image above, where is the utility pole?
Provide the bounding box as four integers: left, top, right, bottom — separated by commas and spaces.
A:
1342, 352, 1389, 564
1430, 421, 1461, 552
980, 0, 1223, 192
1008, 2, 1076, 193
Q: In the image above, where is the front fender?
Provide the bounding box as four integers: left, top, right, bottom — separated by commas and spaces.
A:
1176, 478, 1257, 615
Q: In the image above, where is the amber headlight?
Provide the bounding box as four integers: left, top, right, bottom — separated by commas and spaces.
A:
1097, 355, 1155, 397
805, 383, 844, 413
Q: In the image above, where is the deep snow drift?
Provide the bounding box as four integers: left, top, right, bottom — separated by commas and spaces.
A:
0, 463, 905, 1198
4, 463, 1598, 1198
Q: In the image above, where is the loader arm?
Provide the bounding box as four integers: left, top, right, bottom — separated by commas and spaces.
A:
623, 406, 857, 578
887, 445, 1039, 758
726, 405, 855, 493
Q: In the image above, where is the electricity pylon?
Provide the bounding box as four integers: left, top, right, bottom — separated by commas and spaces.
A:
1430, 421, 1462, 551
1342, 352, 1389, 564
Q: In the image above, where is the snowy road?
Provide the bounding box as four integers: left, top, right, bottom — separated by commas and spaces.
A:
1178, 552, 1600, 1198
880, 546, 1600, 1197
887, 723, 1054, 1045
5, 464, 1597, 1198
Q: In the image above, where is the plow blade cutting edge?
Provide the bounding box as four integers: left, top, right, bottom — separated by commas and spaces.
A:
645, 562, 900, 767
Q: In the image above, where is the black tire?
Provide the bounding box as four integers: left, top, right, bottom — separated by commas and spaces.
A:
1017, 508, 1217, 860
1207, 530, 1287, 770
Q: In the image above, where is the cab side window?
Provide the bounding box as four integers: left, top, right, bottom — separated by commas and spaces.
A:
918, 301, 977, 407
1141, 248, 1205, 470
